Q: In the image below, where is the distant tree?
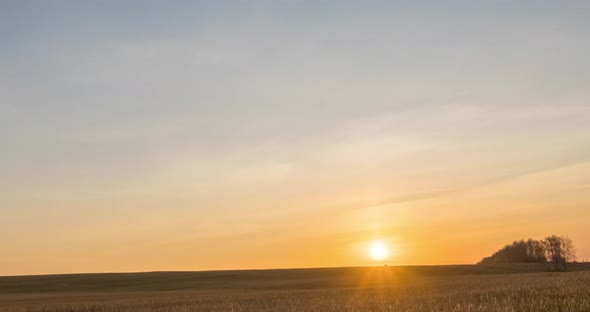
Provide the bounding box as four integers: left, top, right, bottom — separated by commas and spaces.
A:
479, 235, 576, 272
543, 235, 576, 272
525, 239, 547, 263
478, 239, 546, 264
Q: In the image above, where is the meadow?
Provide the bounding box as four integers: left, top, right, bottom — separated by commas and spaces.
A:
2, 263, 590, 312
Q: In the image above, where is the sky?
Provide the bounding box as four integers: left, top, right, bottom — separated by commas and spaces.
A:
1, 0, 590, 276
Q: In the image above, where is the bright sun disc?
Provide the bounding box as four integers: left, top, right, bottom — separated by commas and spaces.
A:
369, 241, 389, 261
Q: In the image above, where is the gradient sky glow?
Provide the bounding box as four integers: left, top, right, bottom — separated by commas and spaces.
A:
1, 1, 590, 275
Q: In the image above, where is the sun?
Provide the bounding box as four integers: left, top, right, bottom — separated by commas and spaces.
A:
368, 241, 389, 261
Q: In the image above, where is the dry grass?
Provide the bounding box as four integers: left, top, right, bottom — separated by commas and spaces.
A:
2, 265, 590, 311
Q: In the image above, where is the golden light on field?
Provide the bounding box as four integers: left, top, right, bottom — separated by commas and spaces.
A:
368, 241, 389, 261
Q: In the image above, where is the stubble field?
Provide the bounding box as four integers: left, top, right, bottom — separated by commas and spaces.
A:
2, 263, 590, 312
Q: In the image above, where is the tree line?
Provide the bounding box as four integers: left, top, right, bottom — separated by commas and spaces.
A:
479, 235, 576, 272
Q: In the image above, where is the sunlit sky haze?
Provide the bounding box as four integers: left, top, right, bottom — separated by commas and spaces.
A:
1, 1, 590, 275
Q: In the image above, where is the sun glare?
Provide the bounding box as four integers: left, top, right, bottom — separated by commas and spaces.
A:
368, 241, 389, 261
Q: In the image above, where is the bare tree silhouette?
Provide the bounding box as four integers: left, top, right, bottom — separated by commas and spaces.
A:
543, 235, 576, 272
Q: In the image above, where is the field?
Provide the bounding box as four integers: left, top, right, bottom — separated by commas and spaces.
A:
2, 263, 590, 312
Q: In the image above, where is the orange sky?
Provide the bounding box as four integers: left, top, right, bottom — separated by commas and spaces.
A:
4, 159, 589, 275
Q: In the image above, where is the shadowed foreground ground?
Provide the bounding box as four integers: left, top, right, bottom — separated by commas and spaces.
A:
2, 264, 590, 312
